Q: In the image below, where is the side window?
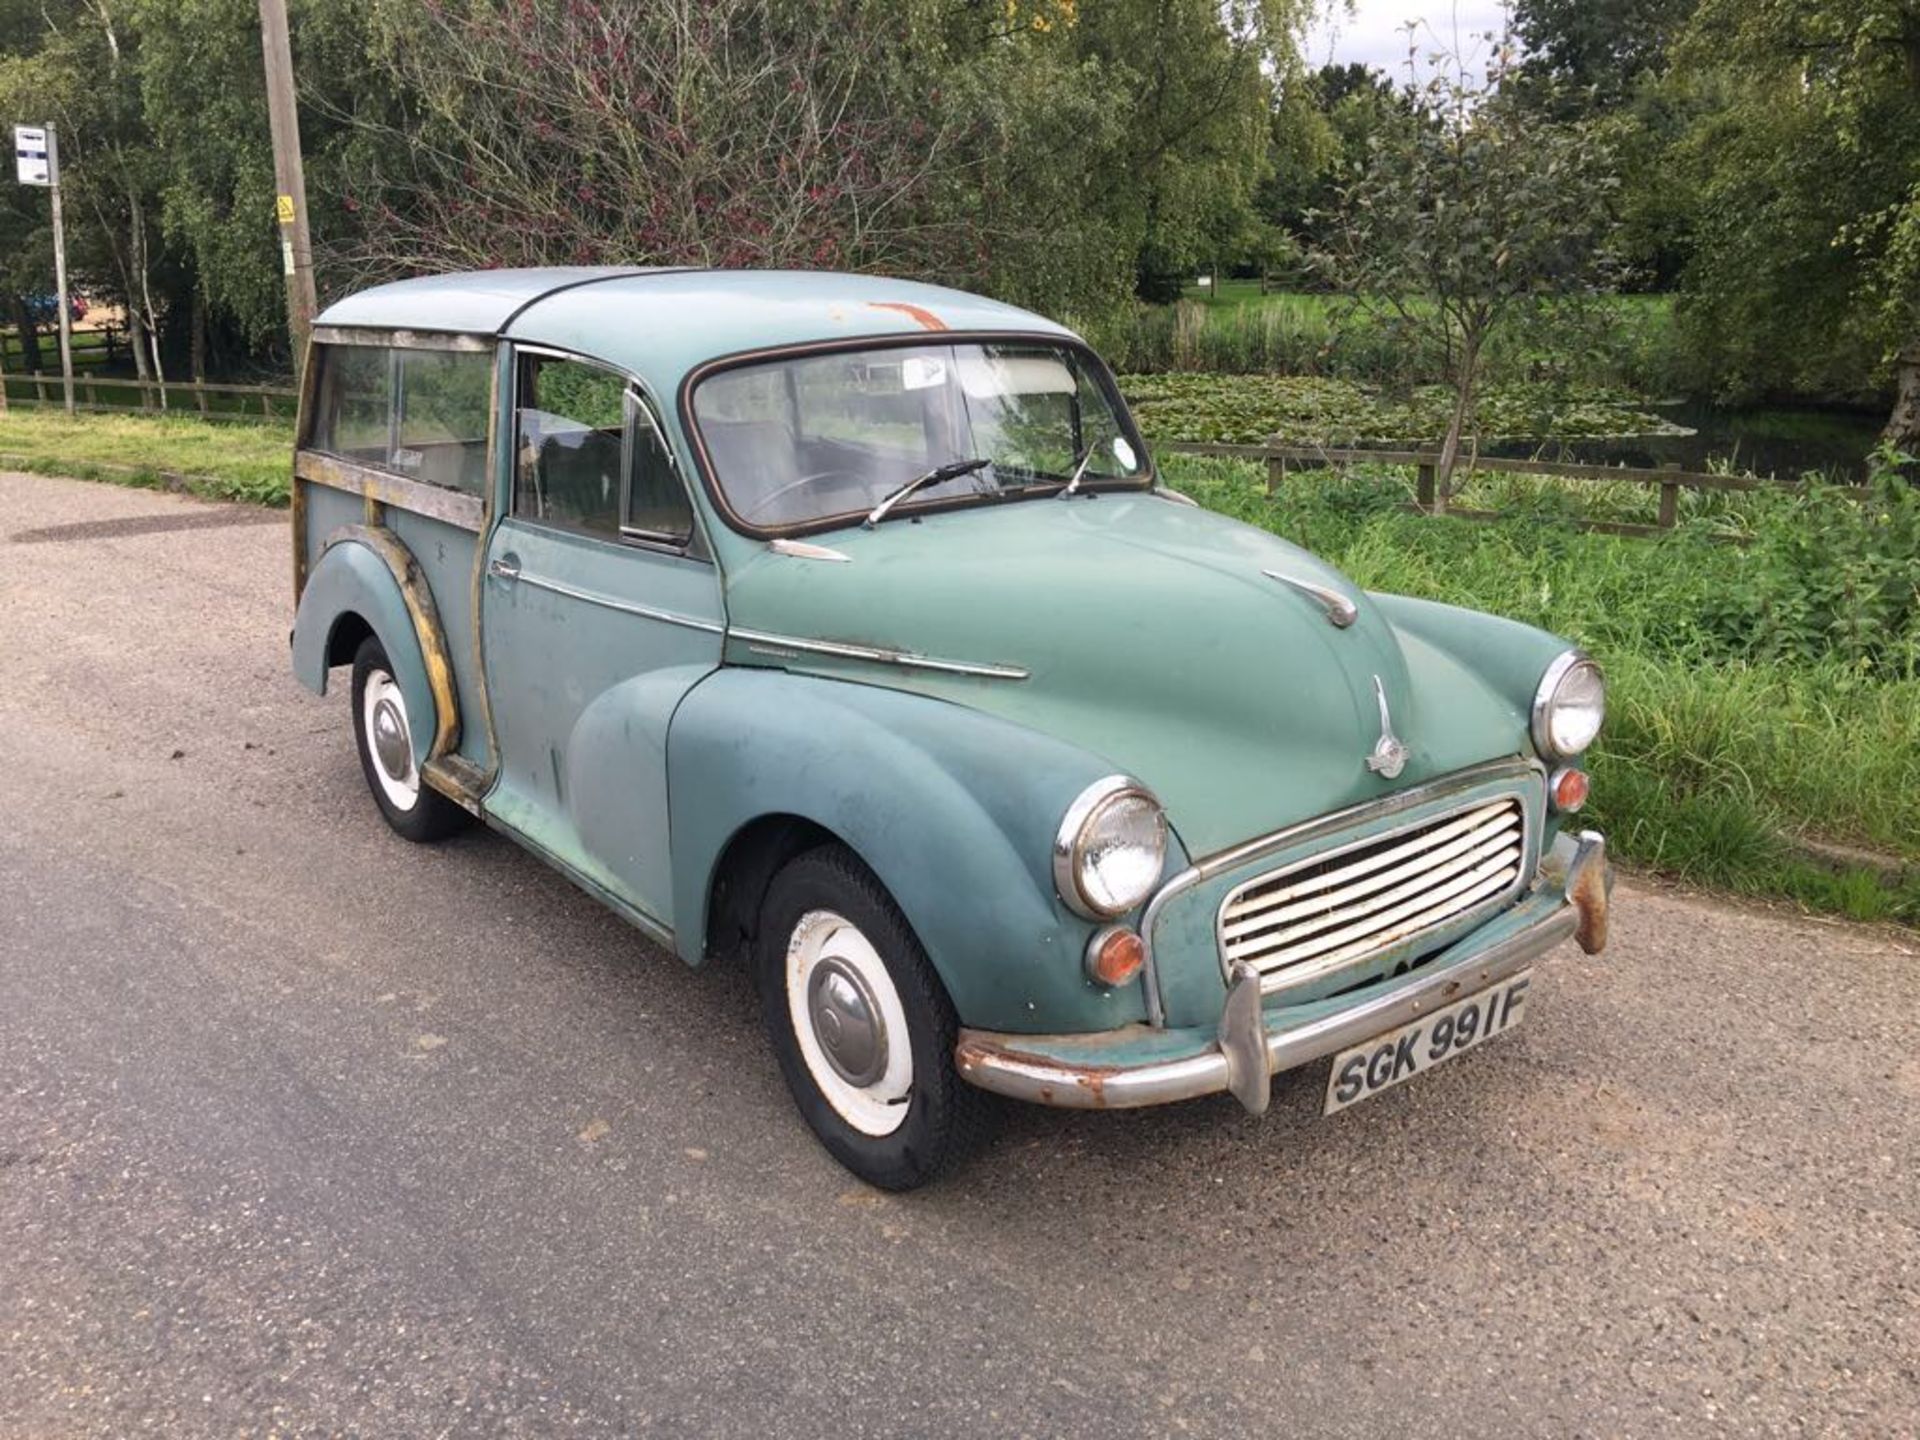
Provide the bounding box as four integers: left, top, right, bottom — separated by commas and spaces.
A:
309, 341, 491, 496
311, 344, 391, 464
515, 351, 692, 546
394, 350, 491, 494
516, 354, 626, 534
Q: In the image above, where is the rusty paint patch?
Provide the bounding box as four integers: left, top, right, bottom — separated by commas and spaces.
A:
953, 1036, 1128, 1109
866, 301, 948, 332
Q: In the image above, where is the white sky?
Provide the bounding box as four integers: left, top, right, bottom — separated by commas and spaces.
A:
1303, 0, 1517, 78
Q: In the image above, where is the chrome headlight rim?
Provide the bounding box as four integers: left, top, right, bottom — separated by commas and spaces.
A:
1531, 650, 1606, 760
1053, 775, 1167, 921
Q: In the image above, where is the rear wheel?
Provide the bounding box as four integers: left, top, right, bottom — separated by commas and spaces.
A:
755, 844, 991, 1190
349, 634, 470, 843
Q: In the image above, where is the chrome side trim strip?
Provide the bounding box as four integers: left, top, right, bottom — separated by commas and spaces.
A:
729, 627, 1030, 681
1138, 756, 1540, 1026
504, 567, 726, 634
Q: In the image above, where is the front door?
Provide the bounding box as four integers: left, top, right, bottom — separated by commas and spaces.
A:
480, 346, 724, 929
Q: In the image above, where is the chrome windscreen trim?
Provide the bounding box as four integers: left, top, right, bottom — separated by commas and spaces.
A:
729, 627, 1029, 681
1136, 756, 1541, 1027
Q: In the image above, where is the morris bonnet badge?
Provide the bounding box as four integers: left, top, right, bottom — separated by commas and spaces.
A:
1366, 675, 1409, 779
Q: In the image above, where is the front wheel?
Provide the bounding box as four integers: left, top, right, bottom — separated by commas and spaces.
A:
349, 635, 471, 843
755, 844, 991, 1190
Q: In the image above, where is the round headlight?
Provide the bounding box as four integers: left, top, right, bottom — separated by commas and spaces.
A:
1532, 652, 1606, 759
1054, 777, 1166, 920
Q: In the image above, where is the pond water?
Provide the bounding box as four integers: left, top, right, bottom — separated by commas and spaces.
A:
1484, 403, 1887, 480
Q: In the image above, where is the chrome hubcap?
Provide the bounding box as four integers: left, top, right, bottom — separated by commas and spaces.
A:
360, 668, 420, 811
806, 957, 888, 1087
785, 909, 913, 1137
371, 697, 410, 781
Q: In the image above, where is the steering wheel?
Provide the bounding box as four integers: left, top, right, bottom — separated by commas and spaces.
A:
740, 468, 869, 521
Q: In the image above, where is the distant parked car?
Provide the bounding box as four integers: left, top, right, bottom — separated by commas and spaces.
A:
289, 267, 1614, 1189
19, 292, 86, 325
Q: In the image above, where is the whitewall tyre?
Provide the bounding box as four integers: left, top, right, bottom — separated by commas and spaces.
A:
348, 634, 471, 843
756, 844, 992, 1190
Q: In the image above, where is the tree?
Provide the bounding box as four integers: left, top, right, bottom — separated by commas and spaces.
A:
1260, 62, 1407, 268
332, 0, 972, 283
1513, 0, 1698, 107
1669, 0, 1920, 441
1316, 36, 1621, 501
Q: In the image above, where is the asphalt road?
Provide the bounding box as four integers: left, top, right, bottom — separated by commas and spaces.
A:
2, 469, 1916, 1439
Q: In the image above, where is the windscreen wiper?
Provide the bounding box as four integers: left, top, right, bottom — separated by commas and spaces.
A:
1056, 443, 1099, 499
864, 457, 992, 528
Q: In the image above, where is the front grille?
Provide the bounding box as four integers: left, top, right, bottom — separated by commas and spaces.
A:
1219, 796, 1527, 989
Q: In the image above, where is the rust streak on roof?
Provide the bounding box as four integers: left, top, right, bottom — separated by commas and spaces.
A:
866, 300, 949, 332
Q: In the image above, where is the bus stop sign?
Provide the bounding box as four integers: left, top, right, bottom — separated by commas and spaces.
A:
15, 125, 52, 186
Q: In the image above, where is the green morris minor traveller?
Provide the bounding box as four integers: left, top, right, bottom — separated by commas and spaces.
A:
289, 267, 1614, 1189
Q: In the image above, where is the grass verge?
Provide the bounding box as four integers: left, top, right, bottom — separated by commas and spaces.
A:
0, 408, 293, 505
1162, 452, 1920, 927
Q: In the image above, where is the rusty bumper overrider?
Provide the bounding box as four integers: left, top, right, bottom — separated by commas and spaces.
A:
955, 830, 1613, 1114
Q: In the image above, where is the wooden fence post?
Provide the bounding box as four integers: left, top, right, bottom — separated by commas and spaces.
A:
1657, 462, 1680, 530
1266, 455, 1286, 495
33, 370, 47, 407
1416, 462, 1437, 513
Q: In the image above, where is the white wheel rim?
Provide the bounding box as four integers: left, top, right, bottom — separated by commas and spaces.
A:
361, 668, 420, 811
786, 909, 913, 1137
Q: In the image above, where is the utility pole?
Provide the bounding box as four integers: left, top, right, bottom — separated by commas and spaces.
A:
14, 123, 74, 413
258, 0, 317, 375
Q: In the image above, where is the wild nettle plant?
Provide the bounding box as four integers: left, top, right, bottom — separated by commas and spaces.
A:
1702, 446, 1920, 672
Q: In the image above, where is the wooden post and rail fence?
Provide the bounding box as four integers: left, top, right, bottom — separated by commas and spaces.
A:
1158, 440, 1865, 540
2, 371, 299, 422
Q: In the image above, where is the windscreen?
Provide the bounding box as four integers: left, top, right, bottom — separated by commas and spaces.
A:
690, 342, 1147, 529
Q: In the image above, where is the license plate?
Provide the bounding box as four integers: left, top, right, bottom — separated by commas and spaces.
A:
1323, 971, 1532, 1115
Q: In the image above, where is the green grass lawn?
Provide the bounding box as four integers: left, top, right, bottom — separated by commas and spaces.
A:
0, 408, 293, 505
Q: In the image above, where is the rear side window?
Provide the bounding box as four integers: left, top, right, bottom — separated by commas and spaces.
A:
309, 342, 492, 496
513, 352, 693, 545
395, 351, 492, 493
310, 344, 390, 464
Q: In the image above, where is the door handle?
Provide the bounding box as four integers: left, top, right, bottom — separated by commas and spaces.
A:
489, 553, 522, 583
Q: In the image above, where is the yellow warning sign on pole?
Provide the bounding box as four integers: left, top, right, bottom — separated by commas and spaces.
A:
275, 193, 296, 224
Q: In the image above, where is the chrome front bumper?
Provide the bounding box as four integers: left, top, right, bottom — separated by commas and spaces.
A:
954, 830, 1612, 1114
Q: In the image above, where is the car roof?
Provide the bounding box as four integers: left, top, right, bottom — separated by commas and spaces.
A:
313, 268, 1075, 386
